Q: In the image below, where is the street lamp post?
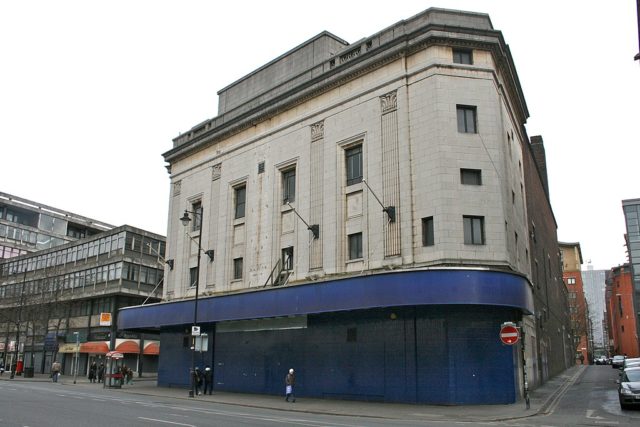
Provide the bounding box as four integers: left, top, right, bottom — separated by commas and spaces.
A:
73, 332, 79, 384
180, 208, 208, 398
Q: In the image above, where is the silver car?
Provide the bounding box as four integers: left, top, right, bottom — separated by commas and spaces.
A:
618, 367, 640, 409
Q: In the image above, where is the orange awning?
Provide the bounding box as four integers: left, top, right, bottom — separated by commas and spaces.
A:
80, 341, 109, 354
143, 342, 159, 355
115, 340, 140, 353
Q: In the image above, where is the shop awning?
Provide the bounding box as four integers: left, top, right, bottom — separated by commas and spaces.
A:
80, 341, 109, 354
143, 342, 160, 355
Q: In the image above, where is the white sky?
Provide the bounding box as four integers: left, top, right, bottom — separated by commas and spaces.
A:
1, 1, 638, 270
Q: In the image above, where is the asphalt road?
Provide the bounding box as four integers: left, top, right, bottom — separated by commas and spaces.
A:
0, 366, 639, 427
501, 364, 640, 427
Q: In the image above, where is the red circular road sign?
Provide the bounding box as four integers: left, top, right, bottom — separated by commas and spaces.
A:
500, 324, 520, 345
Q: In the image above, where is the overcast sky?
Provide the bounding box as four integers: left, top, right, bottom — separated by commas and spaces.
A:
1, 1, 638, 270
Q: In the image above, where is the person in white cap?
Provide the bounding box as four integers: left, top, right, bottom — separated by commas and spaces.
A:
285, 368, 296, 402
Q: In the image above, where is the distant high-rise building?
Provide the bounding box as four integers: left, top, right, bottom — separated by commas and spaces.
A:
581, 263, 607, 350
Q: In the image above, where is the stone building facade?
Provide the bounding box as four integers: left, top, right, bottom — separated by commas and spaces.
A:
120, 8, 569, 404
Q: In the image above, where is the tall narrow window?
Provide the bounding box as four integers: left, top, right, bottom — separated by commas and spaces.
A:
345, 145, 363, 186
282, 168, 296, 204
234, 185, 246, 219
233, 257, 243, 280
463, 216, 485, 245
189, 267, 198, 288
460, 169, 482, 185
348, 232, 363, 260
191, 201, 202, 232
282, 246, 294, 270
457, 106, 477, 133
422, 217, 434, 246
453, 48, 473, 64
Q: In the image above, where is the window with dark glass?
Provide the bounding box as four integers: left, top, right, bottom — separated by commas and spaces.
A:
422, 217, 434, 246
233, 257, 243, 280
346, 145, 363, 186
192, 201, 203, 232
282, 168, 296, 204
189, 267, 198, 288
348, 232, 363, 260
457, 105, 477, 133
453, 48, 473, 64
282, 246, 294, 270
460, 169, 482, 185
463, 216, 484, 245
234, 186, 246, 219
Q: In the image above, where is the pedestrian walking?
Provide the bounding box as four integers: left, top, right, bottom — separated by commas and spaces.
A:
285, 368, 296, 403
97, 363, 104, 383
51, 360, 61, 383
579, 353, 585, 365
203, 366, 213, 395
193, 367, 203, 396
88, 361, 97, 383
126, 367, 133, 384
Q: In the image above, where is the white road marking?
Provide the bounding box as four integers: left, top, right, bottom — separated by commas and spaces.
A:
586, 409, 604, 420
138, 417, 195, 427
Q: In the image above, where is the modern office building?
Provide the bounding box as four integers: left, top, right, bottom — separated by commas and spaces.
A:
0, 225, 165, 376
581, 263, 607, 350
622, 199, 640, 356
559, 242, 591, 364
605, 264, 639, 357
120, 8, 570, 404
0, 191, 113, 260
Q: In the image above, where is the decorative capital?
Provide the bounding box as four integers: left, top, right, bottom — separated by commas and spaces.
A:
311, 121, 324, 142
212, 163, 222, 181
380, 91, 397, 114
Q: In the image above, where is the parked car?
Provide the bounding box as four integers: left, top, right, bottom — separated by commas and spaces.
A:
623, 357, 640, 368
612, 355, 626, 368
595, 356, 608, 365
618, 367, 640, 409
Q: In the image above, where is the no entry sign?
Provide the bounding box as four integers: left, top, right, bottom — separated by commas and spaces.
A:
500, 323, 520, 345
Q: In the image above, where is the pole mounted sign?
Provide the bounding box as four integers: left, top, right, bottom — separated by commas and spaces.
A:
499, 322, 520, 345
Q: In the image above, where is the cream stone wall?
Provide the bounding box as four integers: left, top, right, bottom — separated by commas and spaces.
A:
164, 42, 531, 300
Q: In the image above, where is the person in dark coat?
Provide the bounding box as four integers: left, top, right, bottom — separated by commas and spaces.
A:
203, 366, 213, 395
285, 368, 296, 403
193, 367, 203, 396
97, 363, 105, 383
88, 361, 97, 383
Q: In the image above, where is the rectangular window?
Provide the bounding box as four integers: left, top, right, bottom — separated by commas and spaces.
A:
189, 267, 198, 288
233, 257, 243, 280
618, 295, 623, 317
453, 48, 473, 64
192, 201, 203, 232
345, 145, 363, 186
282, 168, 296, 204
282, 246, 294, 270
234, 185, 246, 219
348, 232, 363, 260
457, 105, 477, 133
460, 169, 482, 185
422, 217, 434, 246
463, 216, 485, 245
567, 277, 576, 285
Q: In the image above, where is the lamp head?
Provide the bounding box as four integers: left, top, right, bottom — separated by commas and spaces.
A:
180, 210, 191, 227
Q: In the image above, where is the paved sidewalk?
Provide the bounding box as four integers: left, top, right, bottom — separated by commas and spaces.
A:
0, 365, 585, 423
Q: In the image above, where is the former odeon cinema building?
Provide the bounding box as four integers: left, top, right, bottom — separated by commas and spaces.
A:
121, 8, 571, 404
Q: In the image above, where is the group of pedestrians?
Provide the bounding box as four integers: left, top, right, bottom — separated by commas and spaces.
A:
87, 361, 106, 383
192, 366, 214, 395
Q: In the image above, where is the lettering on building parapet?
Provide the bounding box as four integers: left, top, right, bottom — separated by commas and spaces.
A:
380, 91, 397, 114
340, 46, 361, 64
173, 180, 181, 196
311, 121, 324, 142
212, 163, 222, 181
